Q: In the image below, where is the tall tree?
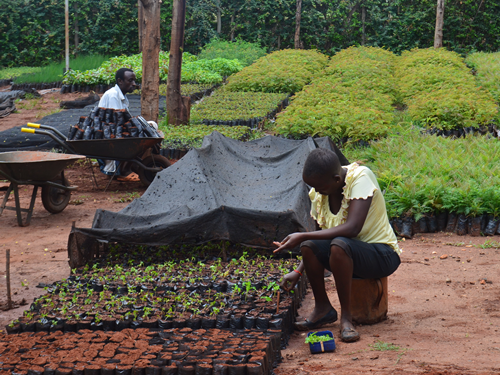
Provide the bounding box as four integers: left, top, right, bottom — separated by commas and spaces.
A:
139, 0, 161, 122
434, 0, 445, 48
294, 0, 302, 49
167, 0, 190, 125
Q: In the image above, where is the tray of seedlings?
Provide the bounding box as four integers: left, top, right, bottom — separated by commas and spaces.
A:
0, 327, 280, 375
5, 242, 308, 375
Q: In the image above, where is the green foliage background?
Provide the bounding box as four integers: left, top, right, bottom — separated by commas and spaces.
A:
2, 0, 500, 67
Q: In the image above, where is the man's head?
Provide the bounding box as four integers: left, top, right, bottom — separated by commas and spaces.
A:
302, 148, 343, 195
115, 68, 136, 94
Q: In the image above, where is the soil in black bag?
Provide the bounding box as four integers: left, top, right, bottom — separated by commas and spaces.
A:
186, 318, 201, 330
178, 365, 195, 375
255, 317, 269, 330
243, 315, 256, 329
412, 217, 428, 234
216, 315, 230, 329
201, 317, 216, 329
399, 217, 413, 239
229, 315, 243, 330
116, 366, 132, 375
427, 214, 438, 233
484, 216, 500, 236
101, 367, 116, 375
145, 366, 161, 375
194, 363, 212, 375
468, 216, 482, 236
445, 213, 458, 232
246, 363, 263, 375
27, 369, 43, 375
43, 367, 56, 375
213, 364, 228, 375
161, 365, 178, 375
436, 211, 448, 232
456, 214, 468, 235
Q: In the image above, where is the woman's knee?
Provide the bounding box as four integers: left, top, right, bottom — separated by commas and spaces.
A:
300, 244, 314, 257
329, 243, 350, 262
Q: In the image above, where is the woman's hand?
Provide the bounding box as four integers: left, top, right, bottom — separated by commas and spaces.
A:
273, 233, 304, 253
280, 271, 301, 292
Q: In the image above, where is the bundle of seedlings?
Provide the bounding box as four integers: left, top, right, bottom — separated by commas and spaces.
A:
346, 129, 500, 238
190, 90, 290, 128
225, 49, 329, 94
465, 51, 500, 104
276, 46, 399, 143
395, 48, 498, 134
0, 327, 280, 375
67, 107, 161, 140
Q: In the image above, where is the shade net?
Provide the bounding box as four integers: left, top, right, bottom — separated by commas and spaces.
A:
69, 132, 349, 252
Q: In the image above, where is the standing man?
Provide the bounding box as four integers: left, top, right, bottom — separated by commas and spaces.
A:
98, 68, 139, 181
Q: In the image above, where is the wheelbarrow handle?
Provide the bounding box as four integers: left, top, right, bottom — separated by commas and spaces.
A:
27, 122, 68, 141
21, 128, 76, 154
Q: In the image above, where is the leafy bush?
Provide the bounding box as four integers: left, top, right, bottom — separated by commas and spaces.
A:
396, 48, 498, 130
346, 128, 500, 219
275, 47, 397, 142
158, 124, 264, 150
132, 83, 216, 98
225, 49, 329, 93
465, 51, 500, 103
198, 39, 267, 67
62, 53, 241, 86
190, 90, 288, 124
0, 67, 41, 80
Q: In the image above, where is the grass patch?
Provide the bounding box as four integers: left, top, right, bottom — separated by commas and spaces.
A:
0, 67, 41, 80
14, 54, 109, 84
369, 340, 400, 351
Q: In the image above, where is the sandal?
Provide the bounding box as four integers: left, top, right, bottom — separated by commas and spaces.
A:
340, 327, 360, 342
294, 308, 338, 331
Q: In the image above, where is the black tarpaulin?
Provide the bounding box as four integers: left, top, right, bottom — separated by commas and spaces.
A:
69, 132, 349, 252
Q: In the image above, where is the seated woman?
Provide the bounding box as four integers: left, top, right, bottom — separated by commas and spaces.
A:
273, 148, 401, 342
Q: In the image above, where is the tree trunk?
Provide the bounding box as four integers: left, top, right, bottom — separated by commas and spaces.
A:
73, 3, 79, 54
434, 0, 445, 48
139, 0, 160, 122
230, 13, 235, 41
216, 0, 221, 34
294, 0, 302, 49
361, 6, 366, 45
167, 0, 190, 125
138, 0, 143, 52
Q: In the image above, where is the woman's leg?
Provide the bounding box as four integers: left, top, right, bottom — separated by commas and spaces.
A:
329, 244, 356, 334
301, 245, 335, 322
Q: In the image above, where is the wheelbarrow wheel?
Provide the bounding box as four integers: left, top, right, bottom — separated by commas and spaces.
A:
138, 154, 171, 186
41, 177, 71, 214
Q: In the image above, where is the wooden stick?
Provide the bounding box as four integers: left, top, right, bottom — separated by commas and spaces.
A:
276, 291, 280, 314
6, 249, 12, 310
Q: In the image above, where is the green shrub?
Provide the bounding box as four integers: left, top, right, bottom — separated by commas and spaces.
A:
190, 90, 288, 124
465, 51, 500, 103
345, 128, 500, 219
275, 47, 397, 142
62, 53, 241, 86
198, 39, 267, 67
225, 49, 329, 93
396, 48, 498, 129
132, 83, 216, 97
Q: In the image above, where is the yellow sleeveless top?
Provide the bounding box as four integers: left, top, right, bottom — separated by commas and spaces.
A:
309, 162, 401, 254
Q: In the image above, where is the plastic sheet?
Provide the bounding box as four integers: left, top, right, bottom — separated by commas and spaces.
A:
69, 134, 348, 252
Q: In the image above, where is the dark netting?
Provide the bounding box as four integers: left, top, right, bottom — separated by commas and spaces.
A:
0, 95, 166, 152
69, 132, 349, 254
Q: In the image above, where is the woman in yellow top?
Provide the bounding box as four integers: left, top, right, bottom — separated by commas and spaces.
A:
274, 148, 401, 342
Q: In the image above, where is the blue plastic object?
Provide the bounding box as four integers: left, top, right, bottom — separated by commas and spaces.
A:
307, 330, 336, 354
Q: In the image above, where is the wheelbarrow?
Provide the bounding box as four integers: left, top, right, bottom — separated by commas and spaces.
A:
0, 151, 84, 226
21, 123, 170, 187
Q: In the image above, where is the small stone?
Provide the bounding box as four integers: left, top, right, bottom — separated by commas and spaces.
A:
440, 254, 448, 259
467, 259, 471, 263
432, 251, 437, 254
299, 362, 304, 365
370, 355, 379, 360
470, 281, 475, 285
424, 258, 429, 261
445, 278, 451, 283
352, 357, 358, 361
480, 280, 486, 285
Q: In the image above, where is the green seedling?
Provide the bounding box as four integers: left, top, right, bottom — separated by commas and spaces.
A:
305, 332, 333, 344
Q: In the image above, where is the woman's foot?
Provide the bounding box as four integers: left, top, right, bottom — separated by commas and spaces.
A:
294, 307, 338, 331
339, 319, 360, 342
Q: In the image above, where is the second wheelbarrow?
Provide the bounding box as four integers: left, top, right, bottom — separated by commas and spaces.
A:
0, 151, 84, 226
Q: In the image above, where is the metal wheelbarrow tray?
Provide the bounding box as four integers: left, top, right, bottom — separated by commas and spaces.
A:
22, 123, 170, 186
0, 151, 84, 226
